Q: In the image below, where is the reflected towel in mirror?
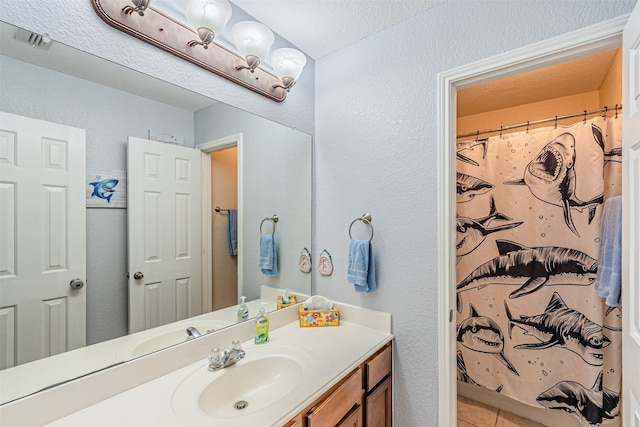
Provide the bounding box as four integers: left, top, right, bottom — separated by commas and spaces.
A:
259, 234, 278, 275
228, 208, 238, 256
347, 239, 376, 293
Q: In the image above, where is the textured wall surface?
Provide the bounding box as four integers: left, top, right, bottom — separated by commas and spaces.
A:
313, 1, 636, 425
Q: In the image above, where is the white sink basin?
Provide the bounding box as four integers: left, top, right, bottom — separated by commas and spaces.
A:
171, 345, 312, 423
117, 319, 234, 360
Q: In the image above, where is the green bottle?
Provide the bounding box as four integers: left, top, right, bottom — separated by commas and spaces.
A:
254, 304, 270, 344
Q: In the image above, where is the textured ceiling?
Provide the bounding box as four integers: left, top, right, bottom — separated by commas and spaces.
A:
231, 0, 444, 59
457, 49, 620, 117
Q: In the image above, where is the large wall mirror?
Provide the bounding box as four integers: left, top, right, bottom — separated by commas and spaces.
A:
0, 18, 311, 404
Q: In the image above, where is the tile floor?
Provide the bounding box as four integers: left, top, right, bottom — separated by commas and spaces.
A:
457, 395, 547, 427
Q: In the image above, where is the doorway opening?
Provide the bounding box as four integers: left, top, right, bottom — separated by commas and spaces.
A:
437, 15, 628, 427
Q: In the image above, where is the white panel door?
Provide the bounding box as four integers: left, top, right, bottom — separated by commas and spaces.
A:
127, 137, 202, 333
623, 4, 640, 427
0, 112, 86, 369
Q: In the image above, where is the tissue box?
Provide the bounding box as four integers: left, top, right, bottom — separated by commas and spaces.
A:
298, 304, 340, 327
277, 295, 297, 309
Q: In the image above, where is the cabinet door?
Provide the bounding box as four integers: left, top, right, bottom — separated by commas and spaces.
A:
306, 368, 363, 427
365, 376, 392, 427
338, 404, 364, 427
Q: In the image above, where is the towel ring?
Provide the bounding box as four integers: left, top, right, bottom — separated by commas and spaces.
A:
260, 215, 279, 236
349, 213, 374, 241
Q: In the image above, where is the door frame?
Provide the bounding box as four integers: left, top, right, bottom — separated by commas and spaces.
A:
196, 133, 244, 313
436, 15, 630, 426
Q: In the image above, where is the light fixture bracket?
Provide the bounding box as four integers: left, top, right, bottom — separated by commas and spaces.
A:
92, 0, 288, 102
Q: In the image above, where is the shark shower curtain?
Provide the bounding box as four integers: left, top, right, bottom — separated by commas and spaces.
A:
455, 116, 622, 427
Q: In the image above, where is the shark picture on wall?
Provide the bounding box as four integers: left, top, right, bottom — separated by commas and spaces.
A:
456, 196, 522, 258
456, 172, 494, 203
456, 138, 488, 166
504, 292, 610, 366
456, 240, 598, 307
536, 372, 620, 426
457, 304, 519, 376
503, 132, 603, 237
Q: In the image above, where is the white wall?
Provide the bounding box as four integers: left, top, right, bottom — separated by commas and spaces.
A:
313, 1, 636, 425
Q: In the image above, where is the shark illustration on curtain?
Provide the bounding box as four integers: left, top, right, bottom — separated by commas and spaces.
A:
455, 117, 622, 427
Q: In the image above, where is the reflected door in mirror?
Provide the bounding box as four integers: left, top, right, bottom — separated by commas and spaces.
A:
127, 137, 203, 333
0, 112, 87, 369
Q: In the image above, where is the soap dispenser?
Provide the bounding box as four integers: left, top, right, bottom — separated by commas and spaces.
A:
254, 303, 270, 344
237, 296, 249, 322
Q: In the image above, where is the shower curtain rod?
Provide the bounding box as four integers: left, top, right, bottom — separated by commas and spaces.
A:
456, 104, 621, 140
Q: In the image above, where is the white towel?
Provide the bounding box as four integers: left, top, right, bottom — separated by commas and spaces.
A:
595, 196, 622, 307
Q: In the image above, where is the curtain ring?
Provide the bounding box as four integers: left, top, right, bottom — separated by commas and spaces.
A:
602, 106, 608, 118
475, 130, 479, 142
583, 110, 587, 124
499, 126, 503, 138
554, 116, 558, 128
526, 121, 529, 133
615, 104, 619, 118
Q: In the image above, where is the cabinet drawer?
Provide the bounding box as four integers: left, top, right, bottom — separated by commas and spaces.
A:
365, 344, 391, 391
306, 368, 363, 427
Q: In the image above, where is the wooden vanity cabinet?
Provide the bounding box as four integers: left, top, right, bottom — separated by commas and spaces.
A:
285, 342, 392, 427
364, 344, 392, 427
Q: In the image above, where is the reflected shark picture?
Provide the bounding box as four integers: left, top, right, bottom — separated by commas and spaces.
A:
456, 196, 522, 258
504, 132, 603, 237
457, 240, 597, 305
504, 292, 609, 366
457, 304, 519, 376
456, 172, 494, 203
89, 178, 119, 203
537, 372, 620, 426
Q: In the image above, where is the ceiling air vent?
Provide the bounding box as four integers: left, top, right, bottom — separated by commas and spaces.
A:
14, 28, 53, 50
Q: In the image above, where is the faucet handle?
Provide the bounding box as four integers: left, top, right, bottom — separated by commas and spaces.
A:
208, 348, 223, 365
230, 339, 242, 351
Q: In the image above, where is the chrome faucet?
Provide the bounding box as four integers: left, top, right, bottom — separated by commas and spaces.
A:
208, 340, 245, 371
186, 327, 202, 338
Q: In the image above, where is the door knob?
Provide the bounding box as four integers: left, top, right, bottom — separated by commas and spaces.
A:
133, 271, 144, 280
69, 278, 85, 290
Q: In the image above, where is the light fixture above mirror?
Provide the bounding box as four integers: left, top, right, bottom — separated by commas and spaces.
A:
92, 0, 307, 102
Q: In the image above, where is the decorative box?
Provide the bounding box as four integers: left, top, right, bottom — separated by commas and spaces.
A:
277, 294, 297, 310
298, 304, 340, 327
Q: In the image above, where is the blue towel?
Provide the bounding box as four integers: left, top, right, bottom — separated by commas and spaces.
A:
258, 234, 278, 276
595, 196, 622, 307
347, 239, 376, 293
228, 209, 238, 256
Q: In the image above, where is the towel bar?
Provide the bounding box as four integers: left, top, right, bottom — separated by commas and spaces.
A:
260, 215, 279, 236
349, 213, 374, 241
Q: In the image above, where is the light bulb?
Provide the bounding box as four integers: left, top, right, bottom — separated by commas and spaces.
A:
270, 48, 307, 81
231, 21, 274, 61
184, 0, 232, 37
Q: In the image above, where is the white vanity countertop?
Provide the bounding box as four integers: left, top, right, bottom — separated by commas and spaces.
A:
45, 316, 392, 427
0, 298, 275, 405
